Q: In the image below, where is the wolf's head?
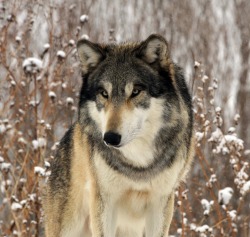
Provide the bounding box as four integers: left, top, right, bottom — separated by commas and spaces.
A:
77, 35, 181, 152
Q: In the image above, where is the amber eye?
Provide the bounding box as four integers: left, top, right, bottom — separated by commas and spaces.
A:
131, 88, 142, 98
100, 89, 108, 99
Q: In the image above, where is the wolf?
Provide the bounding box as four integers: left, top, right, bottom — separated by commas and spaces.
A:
43, 34, 194, 237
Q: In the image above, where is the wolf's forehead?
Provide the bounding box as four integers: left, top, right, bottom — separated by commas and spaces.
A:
100, 61, 139, 82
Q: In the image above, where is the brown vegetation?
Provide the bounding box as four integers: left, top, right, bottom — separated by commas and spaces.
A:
0, 0, 249, 236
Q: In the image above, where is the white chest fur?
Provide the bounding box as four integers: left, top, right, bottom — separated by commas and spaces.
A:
93, 150, 185, 236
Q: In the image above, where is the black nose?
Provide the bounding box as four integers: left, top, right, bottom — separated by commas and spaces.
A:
103, 132, 121, 146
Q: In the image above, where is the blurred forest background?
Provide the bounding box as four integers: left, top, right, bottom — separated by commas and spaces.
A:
0, 0, 249, 236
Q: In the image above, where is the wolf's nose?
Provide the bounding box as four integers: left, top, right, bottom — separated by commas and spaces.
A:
103, 132, 121, 146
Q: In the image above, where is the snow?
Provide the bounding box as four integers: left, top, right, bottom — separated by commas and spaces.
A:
198, 87, 203, 92
57, 50, 66, 58
3, 119, 9, 123
15, 36, 21, 42
80, 34, 89, 40
51, 142, 60, 151
20, 200, 27, 206
13, 230, 19, 236
1, 180, 12, 193
234, 114, 240, 123
6, 124, 11, 130
196, 131, 204, 142
38, 138, 46, 148
10, 80, 16, 86
66, 97, 74, 105
20, 178, 26, 183
22, 57, 43, 74
18, 137, 27, 144
44, 161, 50, 168
215, 107, 221, 113
28, 193, 36, 202
194, 61, 201, 67
49, 81, 60, 89
228, 210, 237, 221
80, 14, 89, 23
177, 228, 182, 234
213, 79, 218, 89
201, 199, 214, 216
11, 202, 22, 211
29, 100, 39, 107
32, 138, 46, 150
39, 120, 45, 125
204, 120, 210, 127
208, 128, 223, 143
0, 124, 6, 134
48, 91, 56, 99
34, 166, 45, 176
62, 82, 67, 89
18, 108, 25, 114
7, 14, 14, 21
32, 140, 39, 150
196, 225, 212, 233
69, 3, 76, 10
224, 134, 244, 150
1, 162, 11, 172
235, 162, 249, 188
228, 127, 236, 133
208, 127, 244, 154
206, 174, 217, 188
214, 116, 223, 128
31, 220, 37, 225
69, 39, 75, 46
241, 180, 250, 195
45, 123, 52, 130
181, 189, 188, 199
44, 43, 50, 49
202, 75, 209, 83
218, 187, 233, 205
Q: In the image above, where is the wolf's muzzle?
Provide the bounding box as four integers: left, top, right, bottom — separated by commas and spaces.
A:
103, 132, 121, 147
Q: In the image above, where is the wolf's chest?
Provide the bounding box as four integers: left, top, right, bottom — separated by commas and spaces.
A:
93, 150, 184, 197
90, 149, 185, 235
118, 189, 150, 217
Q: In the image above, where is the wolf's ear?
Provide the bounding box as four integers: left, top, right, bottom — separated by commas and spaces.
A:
77, 40, 105, 74
135, 34, 170, 66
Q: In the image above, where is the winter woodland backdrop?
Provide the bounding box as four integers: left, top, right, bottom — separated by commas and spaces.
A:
0, 0, 250, 236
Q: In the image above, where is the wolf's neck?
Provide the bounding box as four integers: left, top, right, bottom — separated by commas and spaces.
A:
119, 136, 155, 167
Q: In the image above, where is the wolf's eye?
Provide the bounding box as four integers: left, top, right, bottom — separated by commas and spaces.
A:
99, 89, 108, 99
131, 88, 142, 98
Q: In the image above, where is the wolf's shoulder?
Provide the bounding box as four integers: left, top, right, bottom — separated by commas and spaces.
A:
48, 123, 76, 192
